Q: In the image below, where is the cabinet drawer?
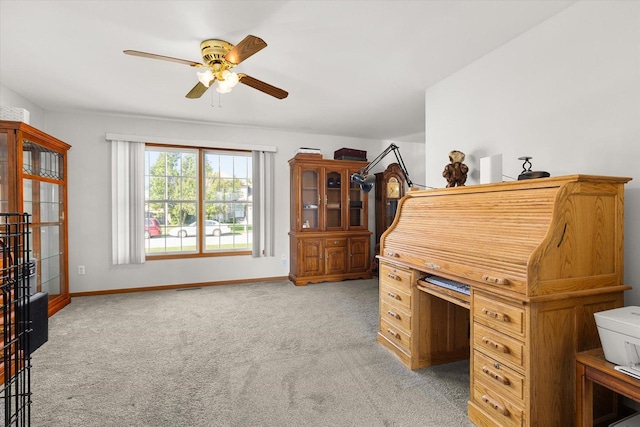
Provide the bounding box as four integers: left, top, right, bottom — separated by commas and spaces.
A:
380, 264, 413, 290
472, 382, 524, 427
380, 318, 410, 353
474, 293, 525, 339
380, 300, 411, 332
380, 283, 411, 312
473, 350, 524, 402
326, 238, 347, 247
474, 323, 525, 370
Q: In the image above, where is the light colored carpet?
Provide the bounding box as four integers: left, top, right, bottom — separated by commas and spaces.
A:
31, 279, 472, 426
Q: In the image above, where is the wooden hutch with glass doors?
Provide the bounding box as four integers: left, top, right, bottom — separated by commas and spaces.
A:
289, 154, 372, 285
0, 121, 71, 316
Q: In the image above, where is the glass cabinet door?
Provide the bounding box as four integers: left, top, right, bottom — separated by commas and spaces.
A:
22, 138, 67, 309
348, 168, 366, 229
325, 168, 343, 230
300, 167, 321, 231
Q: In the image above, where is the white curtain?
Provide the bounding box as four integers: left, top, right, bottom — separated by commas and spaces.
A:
252, 151, 275, 258
111, 140, 146, 265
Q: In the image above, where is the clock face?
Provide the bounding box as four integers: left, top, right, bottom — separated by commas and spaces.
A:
387, 178, 400, 199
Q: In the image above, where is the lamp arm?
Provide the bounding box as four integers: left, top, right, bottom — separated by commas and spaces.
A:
351, 143, 414, 192
359, 143, 398, 175
391, 146, 413, 188
359, 143, 413, 187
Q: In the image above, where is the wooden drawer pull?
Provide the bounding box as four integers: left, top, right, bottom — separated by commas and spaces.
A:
387, 328, 400, 339
482, 366, 510, 385
481, 395, 510, 417
387, 310, 401, 320
385, 251, 398, 257
387, 273, 401, 280
481, 308, 510, 322
387, 291, 401, 300
482, 275, 509, 285
425, 262, 441, 270
482, 337, 509, 354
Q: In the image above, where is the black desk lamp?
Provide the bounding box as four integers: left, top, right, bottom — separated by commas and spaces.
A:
350, 143, 413, 193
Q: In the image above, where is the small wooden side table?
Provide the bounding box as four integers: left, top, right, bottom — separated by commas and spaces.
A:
576, 347, 640, 426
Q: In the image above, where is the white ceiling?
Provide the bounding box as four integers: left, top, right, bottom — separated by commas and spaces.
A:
0, 1, 575, 142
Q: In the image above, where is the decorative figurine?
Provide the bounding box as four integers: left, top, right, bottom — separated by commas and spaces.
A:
443, 150, 469, 187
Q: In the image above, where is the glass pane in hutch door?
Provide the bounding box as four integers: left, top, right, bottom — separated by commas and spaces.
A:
301, 169, 319, 229
40, 225, 62, 295
349, 177, 364, 227
22, 179, 33, 216
40, 181, 60, 222
325, 170, 342, 228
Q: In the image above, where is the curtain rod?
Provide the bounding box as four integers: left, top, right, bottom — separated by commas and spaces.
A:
105, 132, 277, 153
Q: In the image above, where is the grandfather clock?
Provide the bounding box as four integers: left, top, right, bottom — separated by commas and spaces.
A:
375, 163, 407, 244
372, 163, 407, 273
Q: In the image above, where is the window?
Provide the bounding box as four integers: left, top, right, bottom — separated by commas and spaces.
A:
144, 145, 252, 257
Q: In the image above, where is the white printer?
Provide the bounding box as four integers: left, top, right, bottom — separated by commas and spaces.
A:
595, 306, 640, 379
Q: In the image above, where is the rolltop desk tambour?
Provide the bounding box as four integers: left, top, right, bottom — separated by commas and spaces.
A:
377, 175, 632, 427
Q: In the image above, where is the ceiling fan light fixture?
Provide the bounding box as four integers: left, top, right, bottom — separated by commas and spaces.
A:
197, 69, 214, 87
216, 80, 233, 93
221, 70, 239, 88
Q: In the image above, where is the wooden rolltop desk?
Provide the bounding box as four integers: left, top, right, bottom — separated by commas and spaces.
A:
377, 175, 632, 427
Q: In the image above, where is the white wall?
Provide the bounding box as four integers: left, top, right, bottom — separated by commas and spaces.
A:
0, 84, 46, 129
43, 111, 385, 293
425, 1, 640, 304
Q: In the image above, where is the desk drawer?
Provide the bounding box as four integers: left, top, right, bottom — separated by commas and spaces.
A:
380, 264, 413, 290
380, 282, 411, 312
472, 382, 524, 427
380, 318, 410, 353
474, 323, 525, 371
380, 300, 411, 332
473, 350, 524, 402
474, 293, 525, 339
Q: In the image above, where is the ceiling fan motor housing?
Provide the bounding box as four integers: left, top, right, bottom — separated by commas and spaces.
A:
200, 39, 234, 69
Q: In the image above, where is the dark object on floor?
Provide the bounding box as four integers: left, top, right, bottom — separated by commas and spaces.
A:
26, 291, 49, 355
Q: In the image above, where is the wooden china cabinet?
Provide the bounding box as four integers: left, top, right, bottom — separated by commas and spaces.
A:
288, 154, 372, 285
0, 121, 71, 316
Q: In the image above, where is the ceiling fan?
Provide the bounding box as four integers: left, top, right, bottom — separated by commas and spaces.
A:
124, 35, 288, 100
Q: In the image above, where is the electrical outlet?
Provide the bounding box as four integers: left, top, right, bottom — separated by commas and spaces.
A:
78, 265, 85, 275
281, 255, 287, 266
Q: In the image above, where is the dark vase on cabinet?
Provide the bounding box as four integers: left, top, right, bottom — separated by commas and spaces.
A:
289, 155, 372, 286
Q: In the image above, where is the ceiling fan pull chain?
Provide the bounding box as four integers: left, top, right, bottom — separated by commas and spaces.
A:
210, 88, 222, 109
